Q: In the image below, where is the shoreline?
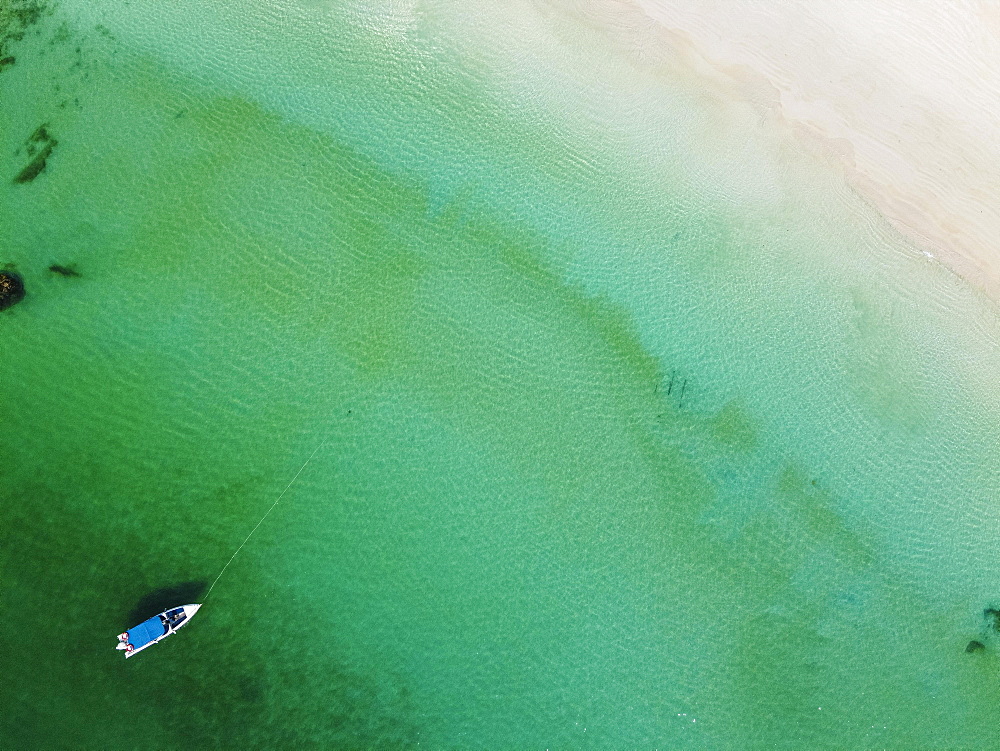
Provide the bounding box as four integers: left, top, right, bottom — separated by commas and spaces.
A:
575, 0, 1000, 300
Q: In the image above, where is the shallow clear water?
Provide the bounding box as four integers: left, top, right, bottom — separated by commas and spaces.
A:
3, 1, 1000, 747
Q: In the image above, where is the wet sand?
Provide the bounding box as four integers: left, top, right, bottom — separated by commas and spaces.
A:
569, 0, 1000, 297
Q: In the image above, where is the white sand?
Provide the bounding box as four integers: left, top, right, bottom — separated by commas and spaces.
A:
572, 0, 1000, 298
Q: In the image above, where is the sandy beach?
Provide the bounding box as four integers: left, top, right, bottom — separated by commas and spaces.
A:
572, 0, 1000, 298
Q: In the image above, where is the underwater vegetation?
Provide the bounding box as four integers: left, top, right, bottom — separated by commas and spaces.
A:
0, 1, 48, 60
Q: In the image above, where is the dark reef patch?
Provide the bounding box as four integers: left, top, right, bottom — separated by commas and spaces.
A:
14, 124, 57, 184
966, 640, 986, 653
1, 1, 50, 58
14, 144, 55, 183
984, 608, 1000, 631
128, 580, 208, 624
9, 2, 44, 29
48, 264, 80, 277
0, 55, 14, 71
0, 271, 25, 311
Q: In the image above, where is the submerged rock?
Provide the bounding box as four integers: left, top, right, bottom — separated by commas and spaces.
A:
966, 640, 986, 653
0, 271, 25, 311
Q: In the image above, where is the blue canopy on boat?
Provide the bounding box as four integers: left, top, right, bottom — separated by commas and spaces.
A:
127, 616, 166, 648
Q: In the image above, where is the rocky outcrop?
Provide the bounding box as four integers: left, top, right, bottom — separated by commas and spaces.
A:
0, 271, 25, 311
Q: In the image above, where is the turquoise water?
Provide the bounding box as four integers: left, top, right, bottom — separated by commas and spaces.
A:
4, 1, 1000, 747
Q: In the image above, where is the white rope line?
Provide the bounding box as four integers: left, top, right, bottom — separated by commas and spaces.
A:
205, 439, 326, 599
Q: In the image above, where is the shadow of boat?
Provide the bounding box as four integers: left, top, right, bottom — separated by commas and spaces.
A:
128, 581, 208, 624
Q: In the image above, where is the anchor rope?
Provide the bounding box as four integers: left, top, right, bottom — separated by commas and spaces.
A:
204, 439, 327, 599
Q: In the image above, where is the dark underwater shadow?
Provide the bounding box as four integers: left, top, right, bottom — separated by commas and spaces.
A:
128, 581, 207, 623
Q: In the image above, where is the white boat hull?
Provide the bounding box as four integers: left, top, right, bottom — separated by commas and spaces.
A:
117, 604, 202, 658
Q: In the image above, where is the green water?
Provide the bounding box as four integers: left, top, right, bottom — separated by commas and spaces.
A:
3, 0, 1000, 747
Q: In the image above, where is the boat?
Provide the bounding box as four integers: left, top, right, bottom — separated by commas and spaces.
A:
116, 604, 202, 658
